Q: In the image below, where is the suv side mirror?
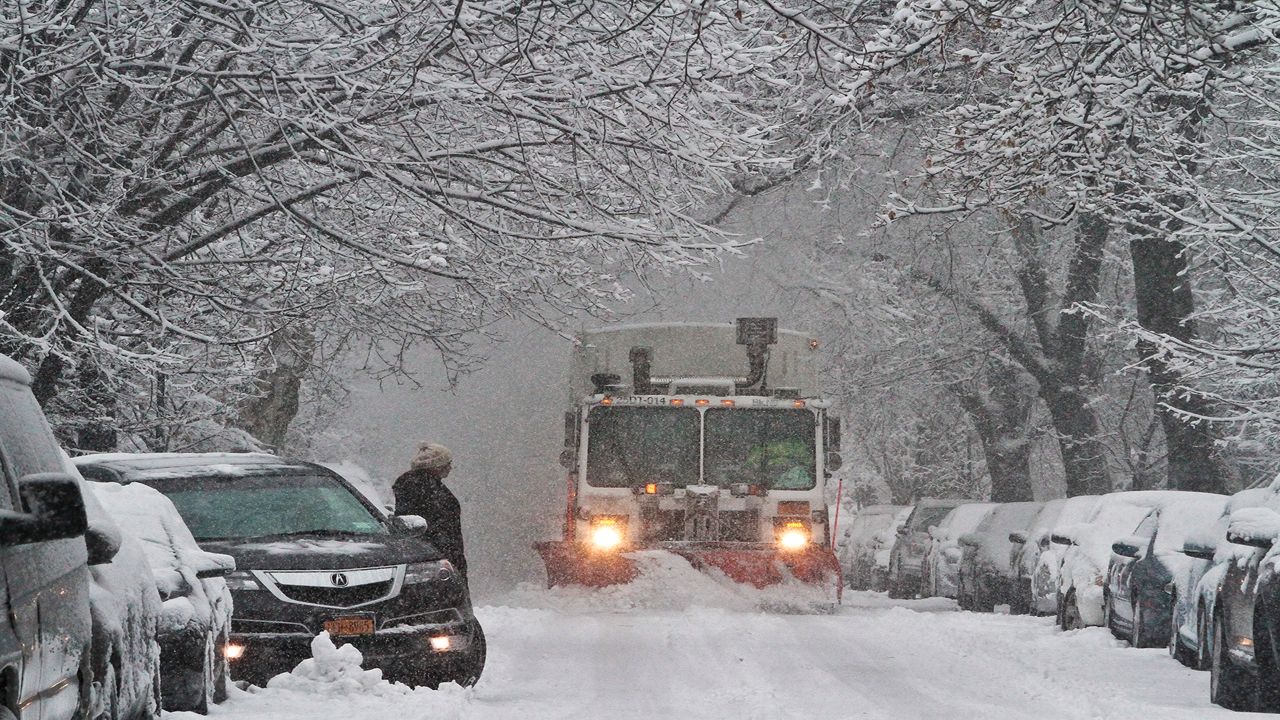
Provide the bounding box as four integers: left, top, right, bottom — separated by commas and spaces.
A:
1050, 532, 1073, 546
1008, 531, 1027, 545
1111, 536, 1142, 558
1180, 541, 1216, 561
3, 473, 88, 547
1226, 507, 1280, 550
388, 514, 428, 535
194, 552, 237, 579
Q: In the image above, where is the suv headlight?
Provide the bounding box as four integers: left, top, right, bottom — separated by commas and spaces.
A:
404, 560, 457, 585
225, 571, 260, 591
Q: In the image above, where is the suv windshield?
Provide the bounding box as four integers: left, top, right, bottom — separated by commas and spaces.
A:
154, 473, 387, 541
704, 409, 816, 490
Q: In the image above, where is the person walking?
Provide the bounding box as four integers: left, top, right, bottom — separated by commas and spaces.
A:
393, 442, 468, 579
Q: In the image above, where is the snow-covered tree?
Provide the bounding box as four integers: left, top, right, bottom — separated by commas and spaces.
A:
1, 0, 808, 447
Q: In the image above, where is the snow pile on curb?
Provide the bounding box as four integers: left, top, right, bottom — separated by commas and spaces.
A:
267, 633, 408, 698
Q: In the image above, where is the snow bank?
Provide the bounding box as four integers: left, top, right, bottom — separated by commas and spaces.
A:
268, 633, 408, 698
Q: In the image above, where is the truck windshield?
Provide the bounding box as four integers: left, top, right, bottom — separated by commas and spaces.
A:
586, 406, 700, 488
703, 409, 816, 490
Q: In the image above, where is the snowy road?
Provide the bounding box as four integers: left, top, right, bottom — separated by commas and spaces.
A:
186, 561, 1243, 720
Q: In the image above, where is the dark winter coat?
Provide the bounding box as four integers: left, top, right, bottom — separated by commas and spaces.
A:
393, 467, 468, 578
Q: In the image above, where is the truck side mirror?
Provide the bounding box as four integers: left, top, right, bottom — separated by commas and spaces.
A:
3, 473, 88, 547
561, 411, 579, 469
825, 451, 843, 472
824, 416, 842, 453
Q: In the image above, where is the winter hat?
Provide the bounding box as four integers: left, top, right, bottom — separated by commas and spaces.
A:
411, 442, 452, 471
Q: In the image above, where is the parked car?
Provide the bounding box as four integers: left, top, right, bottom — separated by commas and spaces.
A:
1202, 479, 1280, 711
921, 503, 996, 599
1173, 488, 1270, 670
1026, 495, 1101, 616
839, 504, 909, 591
887, 499, 969, 598
0, 354, 95, 720
1103, 494, 1228, 648
1008, 498, 1065, 614
78, 466, 163, 720
1054, 491, 1218, 631
84, 478, 236, 713
74, 453, 485, 690
957, 501, 1042, 612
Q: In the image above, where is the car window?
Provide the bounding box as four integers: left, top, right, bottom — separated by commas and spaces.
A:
0, 379, 64, 508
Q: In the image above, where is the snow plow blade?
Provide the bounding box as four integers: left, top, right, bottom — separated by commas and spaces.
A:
535, 541, 639, 587
535, 540, 841, 603
664, 543, 843, 603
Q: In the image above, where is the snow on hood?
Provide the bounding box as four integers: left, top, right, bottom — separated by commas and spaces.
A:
235, 539, 385, 555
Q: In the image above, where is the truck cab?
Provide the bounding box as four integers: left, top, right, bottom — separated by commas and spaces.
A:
538, 319, 842, 598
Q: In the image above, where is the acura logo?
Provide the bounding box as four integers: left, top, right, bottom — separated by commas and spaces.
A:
331, 572, 349, 587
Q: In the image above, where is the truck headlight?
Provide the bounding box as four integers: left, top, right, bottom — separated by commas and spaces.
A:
777, 521, 810, 551
404, 560, 457, 584
589, 516, 626, 551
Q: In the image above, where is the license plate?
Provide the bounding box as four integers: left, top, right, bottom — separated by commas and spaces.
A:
324, 617, 374, 636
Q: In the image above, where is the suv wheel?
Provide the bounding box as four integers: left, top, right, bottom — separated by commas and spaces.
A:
1210, 612, 1256, 711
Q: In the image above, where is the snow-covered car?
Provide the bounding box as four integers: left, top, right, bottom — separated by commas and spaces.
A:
920, 503, 996, 599
77, 467, 162, 720
1053, 491, 1218, 631
887, 499, 970, 598
956, 501, 1042, 612
838, 504, 908, 591
76, 453, 485, 690
1102, 493, 1227, 648
1027, 495, 1101, 616
1201, 478, 1280, 710
0, 356, 95, 720
1172, 487, 1269, 670
1007, 498, 1064, 614
82, 477, 236, 713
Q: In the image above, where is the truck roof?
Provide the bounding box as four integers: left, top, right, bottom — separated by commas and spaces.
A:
571, 322, 820, 400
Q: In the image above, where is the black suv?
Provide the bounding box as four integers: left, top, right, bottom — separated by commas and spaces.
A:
75, 453, 485, 689
0, 354, 94, 720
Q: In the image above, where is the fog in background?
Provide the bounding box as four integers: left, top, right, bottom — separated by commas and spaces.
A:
330, 186, 855, 600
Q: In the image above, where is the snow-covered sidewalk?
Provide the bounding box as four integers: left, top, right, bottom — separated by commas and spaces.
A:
179, 582, 1239, 720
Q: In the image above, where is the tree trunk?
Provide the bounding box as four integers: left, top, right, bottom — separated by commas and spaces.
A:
1130, 235, 1222, 492
1043, 386, 1112, 496
238, 327, 314, 449
949, 360, 1035, 502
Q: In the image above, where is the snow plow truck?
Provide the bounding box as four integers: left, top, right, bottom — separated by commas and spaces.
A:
535, 318, 843, 603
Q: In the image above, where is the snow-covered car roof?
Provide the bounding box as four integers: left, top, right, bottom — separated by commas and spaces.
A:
938, 503, 997, 538
1151, 495, 1230, 552
970, 502, 1043, 568
73, 451, 317, 481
